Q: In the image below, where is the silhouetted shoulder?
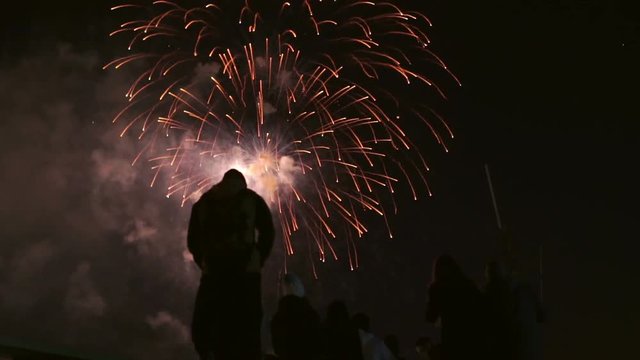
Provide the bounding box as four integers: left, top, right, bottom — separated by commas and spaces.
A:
244, 188, 267, 202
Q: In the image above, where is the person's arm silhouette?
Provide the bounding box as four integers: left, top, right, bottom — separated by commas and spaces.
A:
254, 193, 275, 266
425, 285, 441, 324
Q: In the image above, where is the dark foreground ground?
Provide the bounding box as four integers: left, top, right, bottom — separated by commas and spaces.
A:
0, 339, 122, 360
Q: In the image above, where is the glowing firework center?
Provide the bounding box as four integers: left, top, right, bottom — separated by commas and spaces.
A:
166, 57, 309, 209
199, 144, 299, 206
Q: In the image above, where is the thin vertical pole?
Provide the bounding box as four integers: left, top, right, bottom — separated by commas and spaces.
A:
484, 163, 503, 230
539, 243, 544, 301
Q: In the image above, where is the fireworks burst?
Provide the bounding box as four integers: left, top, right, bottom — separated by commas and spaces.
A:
106, 0, 459, 274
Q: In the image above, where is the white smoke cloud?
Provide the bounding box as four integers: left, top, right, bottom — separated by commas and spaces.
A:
91, 150, 137, 190
123, 218, 161, 257
193, 61, 222, 81
189, 61, 222, 92
278, 155, 300, 186
264, 101, 277, 115
0, 46, 199, 359
64, 262, 107, 318
2, 241, 57, 312
146, 310, 190, 344
125, 219, 158, 244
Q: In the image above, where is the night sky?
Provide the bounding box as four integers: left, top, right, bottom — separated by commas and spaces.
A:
1, 1, 638, 359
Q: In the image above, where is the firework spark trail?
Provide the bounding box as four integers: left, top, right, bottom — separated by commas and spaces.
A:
106, 0, 458, 273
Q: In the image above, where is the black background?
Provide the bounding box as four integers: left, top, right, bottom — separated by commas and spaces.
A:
1, 1, 638, 358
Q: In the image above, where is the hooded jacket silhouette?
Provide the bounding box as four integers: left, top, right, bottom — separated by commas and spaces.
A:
271, 295, 322, 359
425, 255, 486, 360
188, 169, 275, 360
323, 301, 364, 360
270, 273, 322, 360
188, 169, 274, 274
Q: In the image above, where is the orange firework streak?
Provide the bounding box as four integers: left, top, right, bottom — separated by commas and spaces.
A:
106, 0, 459, 274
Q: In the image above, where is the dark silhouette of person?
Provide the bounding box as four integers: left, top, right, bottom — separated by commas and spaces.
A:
188, 169, 274, 360
483, 260, 516, 360
270, 273, 322, 360
425, 254, 486, 360
512, 275, 545, 360
323, 300, 364, 360
383, 334, 404, 360
351, 313, 394, 360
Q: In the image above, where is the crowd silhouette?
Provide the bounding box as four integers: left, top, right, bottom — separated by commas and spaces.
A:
187, 170, 545, 360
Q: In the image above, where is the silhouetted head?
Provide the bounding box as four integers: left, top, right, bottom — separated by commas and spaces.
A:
281, 273, 305, 298
222, 168, 247, 186
352, 312, 371, 332
432, 254, 463, 284
214, 168, 247, 195
384, 334, 400, 356
326, 300, 350, 326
